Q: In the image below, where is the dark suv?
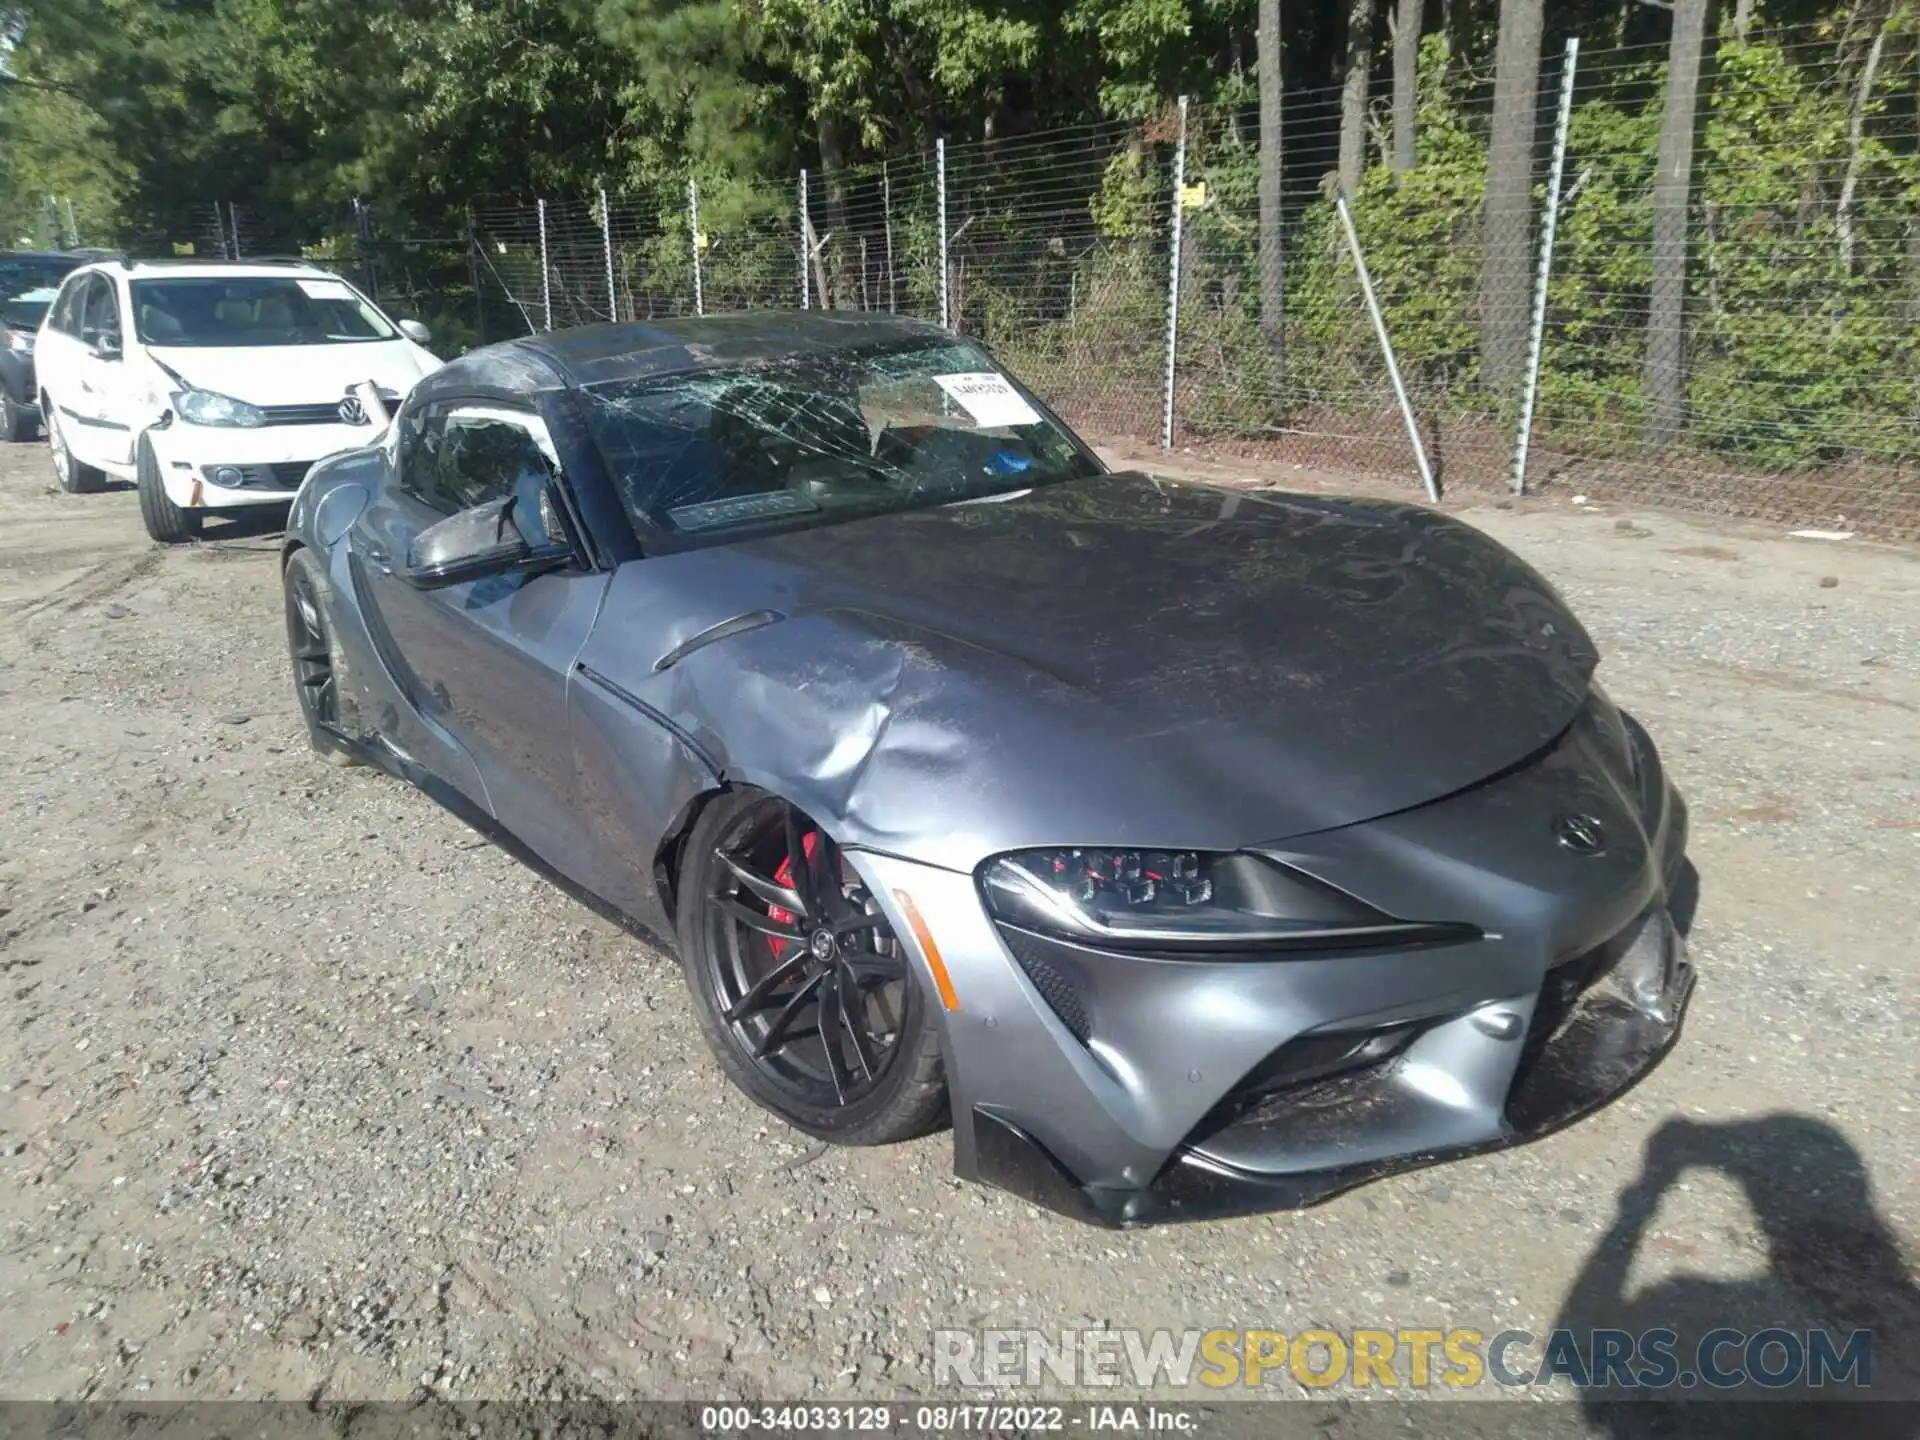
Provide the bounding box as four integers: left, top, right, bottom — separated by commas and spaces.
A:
1, 252, 91, 442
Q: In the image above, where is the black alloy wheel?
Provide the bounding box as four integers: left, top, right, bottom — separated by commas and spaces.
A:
678, 789, 947, 1143
283, 548, 361, 767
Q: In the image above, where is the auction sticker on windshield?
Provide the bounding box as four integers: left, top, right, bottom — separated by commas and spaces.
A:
934, 372, 1041, 429
296, 278, 357, 301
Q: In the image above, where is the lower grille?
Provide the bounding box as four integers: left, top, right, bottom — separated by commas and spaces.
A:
1514, 930, 1629, 1087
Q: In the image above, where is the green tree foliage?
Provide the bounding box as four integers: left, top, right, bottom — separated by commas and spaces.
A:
5, 1, 1917, 477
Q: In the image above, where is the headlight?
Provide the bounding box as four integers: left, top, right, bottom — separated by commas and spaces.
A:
171, 388, 266, 427
979, 848, 1461, 951
3, 327, 32, 352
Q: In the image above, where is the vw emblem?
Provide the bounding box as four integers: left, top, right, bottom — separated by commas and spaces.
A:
338, 395, 368, 426
1554, 814, 1607, 855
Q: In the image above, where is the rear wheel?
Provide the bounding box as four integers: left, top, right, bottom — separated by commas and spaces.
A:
136, 436, 199, 543
283, 547, 362, 767
677, 789, 948, 1144
1, 390, 37, 443
47, 406, 104, 492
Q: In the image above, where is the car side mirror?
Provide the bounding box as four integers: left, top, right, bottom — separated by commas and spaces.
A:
404, 497, 532, 589
398, 318, 432, 346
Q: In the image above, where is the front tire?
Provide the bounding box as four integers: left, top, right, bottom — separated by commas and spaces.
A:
677, 788, 948, 1144
136, 437, 200, 543
1, 390, 37, 443
283, 547, 362, 767
47, 406, 104, 492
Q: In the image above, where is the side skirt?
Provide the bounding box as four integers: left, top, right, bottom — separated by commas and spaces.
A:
338, 728, 679, 957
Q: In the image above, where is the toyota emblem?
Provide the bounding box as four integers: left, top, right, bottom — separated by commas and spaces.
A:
338, 395, 368, 426
1554, 814, 1607, 855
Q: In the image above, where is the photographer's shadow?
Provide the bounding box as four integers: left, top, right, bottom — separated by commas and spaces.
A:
1557, 1112, 1919, 1436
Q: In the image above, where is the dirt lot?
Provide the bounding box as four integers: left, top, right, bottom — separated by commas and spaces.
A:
0, 434, 1915, 1423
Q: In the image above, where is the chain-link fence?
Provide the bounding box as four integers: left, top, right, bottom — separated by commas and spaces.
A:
205, 21, 1920, 541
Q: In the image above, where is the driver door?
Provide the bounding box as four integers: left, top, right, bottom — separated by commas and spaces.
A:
45, 275, 124, 470
348, 400, 611, 871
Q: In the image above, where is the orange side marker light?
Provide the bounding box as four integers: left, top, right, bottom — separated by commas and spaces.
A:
892, 889, 961, 1012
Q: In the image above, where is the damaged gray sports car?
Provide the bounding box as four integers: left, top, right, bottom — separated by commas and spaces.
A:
280, 312, 1694, 1227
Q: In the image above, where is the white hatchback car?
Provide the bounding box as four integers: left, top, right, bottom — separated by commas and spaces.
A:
35, 259, 442, 541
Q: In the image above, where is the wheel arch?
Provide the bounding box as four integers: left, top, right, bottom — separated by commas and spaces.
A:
652, 782, 732, 929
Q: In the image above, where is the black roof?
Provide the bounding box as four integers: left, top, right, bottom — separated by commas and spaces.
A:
432, 311, 950, 399
0, 250, 94, 265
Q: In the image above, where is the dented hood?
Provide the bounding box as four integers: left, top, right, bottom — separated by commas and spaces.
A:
582, 474, 1598, 872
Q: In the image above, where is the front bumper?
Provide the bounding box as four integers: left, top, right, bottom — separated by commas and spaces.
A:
852, 701, 1693, 1228
975, 903, 1692, 1227
147, 420, 374, 508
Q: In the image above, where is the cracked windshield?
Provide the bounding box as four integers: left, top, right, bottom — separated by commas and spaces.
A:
584, 339, 1101, 542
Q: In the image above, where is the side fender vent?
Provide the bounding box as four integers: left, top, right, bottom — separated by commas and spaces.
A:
998, 925, 1093, 1044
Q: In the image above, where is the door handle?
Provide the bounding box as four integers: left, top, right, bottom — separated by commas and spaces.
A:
360, 543, 393, 575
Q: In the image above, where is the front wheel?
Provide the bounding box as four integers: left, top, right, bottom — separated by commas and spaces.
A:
676, 789, 948, 1144
283, 547, 362, 767
47, 406, 104, 492
136, 437, 200, 543
1, 389, 38, 443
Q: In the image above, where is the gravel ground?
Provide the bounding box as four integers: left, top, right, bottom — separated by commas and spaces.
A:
0, 435, 1915, 1425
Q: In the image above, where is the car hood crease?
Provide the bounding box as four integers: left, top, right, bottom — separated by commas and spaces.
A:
579, 474, 1599, 870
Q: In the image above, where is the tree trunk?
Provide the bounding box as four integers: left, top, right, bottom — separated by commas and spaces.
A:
1339, 0, 1375, 197
1257, 0, 1285, 386
1392, 0, 1423, 175
1479, 0, 1544, 393
1838, 7, 1894, 274
1733, 0, 1755, 42
1642, 0, 1710, 449
815, 110, 857, 309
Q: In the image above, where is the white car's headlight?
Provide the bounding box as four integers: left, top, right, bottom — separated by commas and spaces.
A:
171, 388, 267, 428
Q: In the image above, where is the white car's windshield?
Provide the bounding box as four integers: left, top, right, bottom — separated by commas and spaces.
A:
129, 276, 397, 347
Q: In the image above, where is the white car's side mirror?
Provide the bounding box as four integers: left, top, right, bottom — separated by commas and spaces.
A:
398, 319, 432, 346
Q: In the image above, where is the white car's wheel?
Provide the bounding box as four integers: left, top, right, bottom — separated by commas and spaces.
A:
136, 437, 199, 543
1, 390, 38, 443
47, 407, 105, 493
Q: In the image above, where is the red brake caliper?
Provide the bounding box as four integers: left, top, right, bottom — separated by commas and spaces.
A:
766, 830, 821, 959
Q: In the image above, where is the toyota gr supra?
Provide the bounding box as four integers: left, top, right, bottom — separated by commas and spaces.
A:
280, 312, 1693, 1226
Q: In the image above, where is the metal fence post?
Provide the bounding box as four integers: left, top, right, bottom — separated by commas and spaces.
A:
1513, 36, 1580, 495
937, 139, 950, 329
598, 185, 616, 322
465, 206, 486, 346
1161, 96, 1190, 451
798, 170, 811, 309
688, 180, 705, 317
883, 161, 896, 314
537, 199, 551, 331
1334, 196, 1438, 503
228, 202, 243, 261
63, 197, 79, 248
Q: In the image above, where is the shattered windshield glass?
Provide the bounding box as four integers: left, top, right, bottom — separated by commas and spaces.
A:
581, 338, 1101, 543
